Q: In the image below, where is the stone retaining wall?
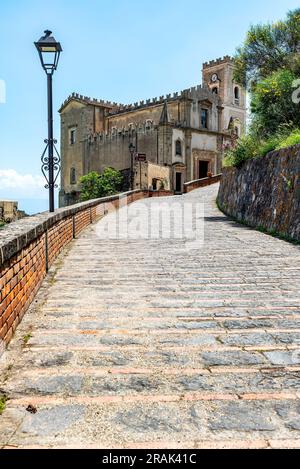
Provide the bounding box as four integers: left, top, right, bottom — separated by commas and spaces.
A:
0, 189, 169, 349
183, 174, 222, 193
217, 146, 300, 241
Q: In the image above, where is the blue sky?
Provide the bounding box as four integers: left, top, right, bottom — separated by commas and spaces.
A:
0, 0, 299, 213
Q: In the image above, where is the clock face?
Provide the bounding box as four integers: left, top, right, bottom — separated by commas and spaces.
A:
211, 73, 218, 83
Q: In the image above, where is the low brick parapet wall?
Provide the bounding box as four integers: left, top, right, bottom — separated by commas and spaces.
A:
183, 174, 222, 193
0, 189, 166, 349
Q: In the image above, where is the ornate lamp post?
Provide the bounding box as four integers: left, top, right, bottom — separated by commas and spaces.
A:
129, 143, 136, 191
35, 30, 62, 212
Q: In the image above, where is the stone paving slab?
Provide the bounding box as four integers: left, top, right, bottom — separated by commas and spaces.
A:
0, 184, 300, 448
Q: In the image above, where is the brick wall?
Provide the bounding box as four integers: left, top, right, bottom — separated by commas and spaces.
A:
0, 235, 46, 346
0, 189, 172, 351
48, 217, 73, 267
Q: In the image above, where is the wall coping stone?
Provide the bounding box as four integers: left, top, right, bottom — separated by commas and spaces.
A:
0, 189, 146, 267
183, 174, 222, 193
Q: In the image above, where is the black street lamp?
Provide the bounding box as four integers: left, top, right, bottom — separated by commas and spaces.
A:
35, 30, 62, 212
129, 143, 136, 191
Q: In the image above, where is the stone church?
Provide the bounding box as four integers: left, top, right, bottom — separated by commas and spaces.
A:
59, 56, 246, 206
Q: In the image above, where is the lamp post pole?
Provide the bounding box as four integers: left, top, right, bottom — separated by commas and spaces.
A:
35, 30, 62, 213
47, 73, 55, 212
129, 143, 136, 191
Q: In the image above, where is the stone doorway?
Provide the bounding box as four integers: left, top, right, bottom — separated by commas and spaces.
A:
199, 160, 209, 179
175, 172, 182, 193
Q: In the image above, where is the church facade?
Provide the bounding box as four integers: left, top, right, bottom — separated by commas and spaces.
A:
59, 56, 246, 207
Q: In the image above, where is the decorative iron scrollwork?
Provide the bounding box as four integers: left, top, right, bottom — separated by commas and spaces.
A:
41, 139, 61, 189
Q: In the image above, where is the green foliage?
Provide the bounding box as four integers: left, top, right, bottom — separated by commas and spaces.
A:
80, 171, 101, 201
259, 135, 281, 156
250, 69, 300, 136
79, 168, 124, 201
234, 8, 300, 87
224, 128, 300, 167
223, 135, 260, 167
276, 128, 300, 149
0, 394, 8, 415
97, 167, 124, 197
229, 8, 300, 168
23, 333, 32, 344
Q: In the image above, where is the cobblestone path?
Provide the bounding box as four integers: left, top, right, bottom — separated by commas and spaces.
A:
0, 184, 300, 448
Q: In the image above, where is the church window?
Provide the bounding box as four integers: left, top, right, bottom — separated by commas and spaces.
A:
70, 167, 76, 185
212, 87, 218, 94
201, 109, 208, 129
69, 127, 76, 145
234, 86, 240, 105
175, 139, 182, 156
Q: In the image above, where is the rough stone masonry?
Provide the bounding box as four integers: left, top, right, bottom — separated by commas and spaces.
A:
217, 145, 300, 242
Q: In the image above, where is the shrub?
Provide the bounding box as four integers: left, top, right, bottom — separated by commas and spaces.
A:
80, 171, 101, 201
250, 69, 300, 137
223, 135, 260, 167
79, 168, 124, 201
276, 128, 300, 149
259, 135, 281, 156
224, 128, 300, 167
98, 167, 124, 197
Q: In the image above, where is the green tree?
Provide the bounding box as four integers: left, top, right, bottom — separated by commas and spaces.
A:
234, 9, 300, 87
98, 167, 124, 197
79, 168, 124, 201
80, 171, 101, 201
250, 69, 300, 137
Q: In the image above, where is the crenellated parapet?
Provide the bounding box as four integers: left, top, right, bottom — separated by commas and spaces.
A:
108, 91, 180, 116
107, 84, 220, 116
60, 82, 220, 116
202, 55, 232, 69
59, 92, 126, 113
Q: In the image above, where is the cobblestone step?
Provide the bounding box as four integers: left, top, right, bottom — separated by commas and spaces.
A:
1, 399, 299, 448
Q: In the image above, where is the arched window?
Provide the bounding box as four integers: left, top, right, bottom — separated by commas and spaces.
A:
175, 139, 182, 156
212, 87, 218, 94
145, 119, 152, 130
201, 109, 208, 129
234, 86, 240, 105
70, 167, 76, 185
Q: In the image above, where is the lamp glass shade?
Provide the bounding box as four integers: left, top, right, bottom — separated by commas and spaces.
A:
35, 30, 62, 74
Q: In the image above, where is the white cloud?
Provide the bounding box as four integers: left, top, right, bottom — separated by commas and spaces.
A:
0, 169, 44, 190
0, 169, 49, 201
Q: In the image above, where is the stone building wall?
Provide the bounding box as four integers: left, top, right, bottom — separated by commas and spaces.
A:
217, 146, 300, 241
134, 161, 170, 190
0, 201, 26, 223
84, 126, 159, 176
